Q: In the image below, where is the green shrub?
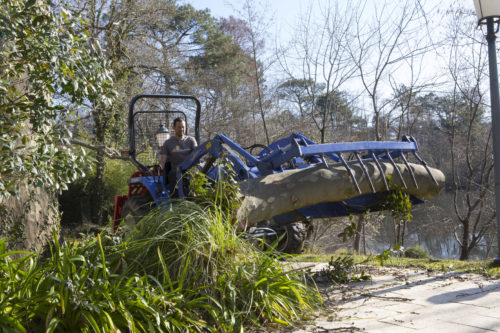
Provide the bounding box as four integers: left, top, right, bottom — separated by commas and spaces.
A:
404, 245, 429, 259
121, 199, 320, 330
59, 159, 135, 225
1, 173, 321, 332
0, 234, 207, 332
103, 159, 136, 197
315, 254, 370, 284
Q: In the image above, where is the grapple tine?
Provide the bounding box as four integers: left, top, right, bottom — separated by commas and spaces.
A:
355, 152, 376, 193
413, 152, 439, 186
370, 152, 389, 190
339, 153, 362, 194
385, 150, 407, 189
320, 154, 328, 168
400, 153, 418, 189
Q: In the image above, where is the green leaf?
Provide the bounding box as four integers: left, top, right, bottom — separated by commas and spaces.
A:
45, 317, 61, 333
81, 311, 100, 332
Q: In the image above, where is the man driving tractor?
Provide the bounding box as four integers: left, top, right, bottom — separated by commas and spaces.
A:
159, 117, 197, 193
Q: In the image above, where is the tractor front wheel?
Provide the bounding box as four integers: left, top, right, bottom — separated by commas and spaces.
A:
275, 223, 309, 254
120, 195, 153, 231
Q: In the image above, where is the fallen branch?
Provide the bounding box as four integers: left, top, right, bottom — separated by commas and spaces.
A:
235, 161, 445, 230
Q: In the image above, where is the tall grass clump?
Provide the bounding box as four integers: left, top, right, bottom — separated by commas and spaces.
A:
0, 165, 320, 332
121, 167, 321, 329
0, 234, 208, 332
121, 200, 319, 329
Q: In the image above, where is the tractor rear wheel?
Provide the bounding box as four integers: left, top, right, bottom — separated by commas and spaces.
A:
120, 195, 153, 231
253, 220, 312, 254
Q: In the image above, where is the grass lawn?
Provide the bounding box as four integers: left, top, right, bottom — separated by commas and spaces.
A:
291, 252, 500, 278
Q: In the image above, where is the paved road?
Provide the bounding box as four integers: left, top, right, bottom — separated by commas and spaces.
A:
285, 265, 500, 332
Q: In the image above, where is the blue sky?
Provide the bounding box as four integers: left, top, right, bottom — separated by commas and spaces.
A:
183, 0, 481, 113
184, 0, 475, 40
184, 0, 305, 44
184, 0, 303, 23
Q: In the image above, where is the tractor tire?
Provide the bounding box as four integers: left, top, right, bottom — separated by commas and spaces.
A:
120, 195, 153, 231
275, 222, 308, 254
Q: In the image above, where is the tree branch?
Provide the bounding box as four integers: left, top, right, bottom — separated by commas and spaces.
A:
70, 138, 132, 161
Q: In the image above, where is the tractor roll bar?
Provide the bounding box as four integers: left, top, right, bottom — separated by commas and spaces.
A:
128, 94, 202, 172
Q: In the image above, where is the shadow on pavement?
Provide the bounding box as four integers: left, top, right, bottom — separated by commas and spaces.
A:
427, 283, 500, 304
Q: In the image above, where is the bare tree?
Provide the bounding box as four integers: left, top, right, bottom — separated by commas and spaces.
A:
222, 0, 273, 145
386, 48, 440, 141
347, 0, 435, 141
276, 0, 358, 143
440, 6, 496, 260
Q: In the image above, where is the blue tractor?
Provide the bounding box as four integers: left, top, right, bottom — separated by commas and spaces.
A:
113, 94, 440, 253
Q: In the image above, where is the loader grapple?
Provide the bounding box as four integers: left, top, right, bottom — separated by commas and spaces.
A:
175, 132, 438, 198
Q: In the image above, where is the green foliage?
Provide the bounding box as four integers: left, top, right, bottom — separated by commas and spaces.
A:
383, 175, 412, 248
121, 172, 321, 327
59, 159, 135, 225
188, 161, 241, 217
337, 219, 357, 242
0, 234, 206, 332
377, 249, 391, 266
404, 245, 429, 259
338, 211, 369, 243
315, 91, 354, 122
316, 254, 370, 284
121, 196, 319, 329
0, 179, 320, 331
377, 243, 404, 266
103, 159, 136, 193
0, 0, 116, 203
384, 175, 412, 223
101, 159, 136, 215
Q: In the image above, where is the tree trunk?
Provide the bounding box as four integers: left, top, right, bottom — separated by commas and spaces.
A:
91, 151, 106, 225
353, 218, 363, 253
0, 186, 58, 253
459, 222, 470, 260
92, 110, 108, 225
362, 222, 367, 255
0, 119, 59, 253
401, 219, 407, 247
235, 161, 445, 231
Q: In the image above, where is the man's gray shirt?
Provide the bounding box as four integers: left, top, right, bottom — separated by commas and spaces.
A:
160, 136, 197, 170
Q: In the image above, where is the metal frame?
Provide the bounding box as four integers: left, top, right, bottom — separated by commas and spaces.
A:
128, 94, 201, 173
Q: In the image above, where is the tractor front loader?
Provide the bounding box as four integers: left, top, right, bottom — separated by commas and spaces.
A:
113, 94, 445, 253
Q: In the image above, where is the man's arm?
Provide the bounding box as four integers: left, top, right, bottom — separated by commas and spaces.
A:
190, 136, 198, 150
159, 153, 167, 169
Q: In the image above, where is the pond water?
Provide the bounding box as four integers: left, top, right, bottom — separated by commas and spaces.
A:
364, 224, 495, 260
314, 191, 498, 260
